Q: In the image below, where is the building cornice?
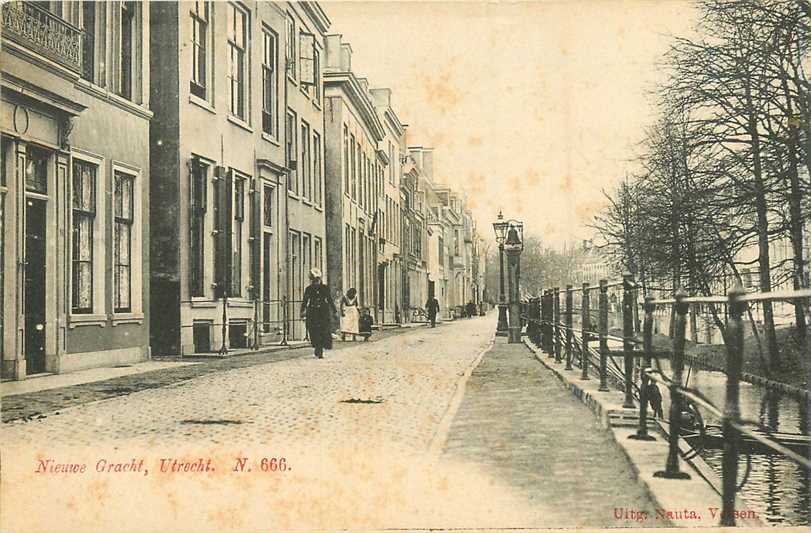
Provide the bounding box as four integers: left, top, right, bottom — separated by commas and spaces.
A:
324, 71, 385, 142
300, 2, 331, 35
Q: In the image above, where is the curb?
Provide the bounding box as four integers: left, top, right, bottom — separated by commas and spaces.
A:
522, 338, 764, 528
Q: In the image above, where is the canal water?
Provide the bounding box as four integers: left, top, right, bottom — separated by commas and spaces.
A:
653, 359, 810, 526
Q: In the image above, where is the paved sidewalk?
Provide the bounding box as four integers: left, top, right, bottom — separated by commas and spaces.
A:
1, 325, 425, 423
441, 336, 665, 528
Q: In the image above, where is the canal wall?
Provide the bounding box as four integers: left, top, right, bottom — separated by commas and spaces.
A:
523, 338, 764, 528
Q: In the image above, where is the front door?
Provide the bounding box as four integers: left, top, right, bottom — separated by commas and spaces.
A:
25, 198, 47, 374
378, 264, 386, 315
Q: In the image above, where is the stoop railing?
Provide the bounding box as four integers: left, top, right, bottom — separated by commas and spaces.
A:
523, 277, 811, 527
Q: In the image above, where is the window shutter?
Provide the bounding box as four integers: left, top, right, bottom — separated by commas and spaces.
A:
215, 168, 233, 299
299, 32, 315, 85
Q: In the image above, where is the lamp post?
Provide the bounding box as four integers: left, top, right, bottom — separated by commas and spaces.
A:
492, 211, 509, 335
503, 220, 524, 343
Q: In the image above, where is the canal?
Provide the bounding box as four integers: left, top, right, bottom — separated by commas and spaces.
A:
653, 358, 810, 526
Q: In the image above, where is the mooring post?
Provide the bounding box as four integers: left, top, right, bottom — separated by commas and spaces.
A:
598, 279, 609, 391
721, 284, 745, 525
565, 284, 574, 370
581, 282, 590, 380
655, 288, 691, 480
622, 273, 636, 408
630, 295, 656, 441
554, 287, 562, 363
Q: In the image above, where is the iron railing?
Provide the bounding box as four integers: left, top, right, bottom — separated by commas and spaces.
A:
523, 277, 811, 527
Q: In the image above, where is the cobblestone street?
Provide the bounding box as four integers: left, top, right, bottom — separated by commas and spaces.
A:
2, 317, 659, 531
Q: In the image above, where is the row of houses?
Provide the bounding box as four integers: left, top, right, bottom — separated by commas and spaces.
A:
0, 0, 487, 380
571, 233, 811, 345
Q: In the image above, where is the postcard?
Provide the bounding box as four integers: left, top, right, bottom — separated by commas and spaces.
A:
1, 0, 808, 531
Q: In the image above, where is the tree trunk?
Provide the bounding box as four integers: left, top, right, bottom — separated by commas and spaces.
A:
779, 73, 809, 346
745, 82, 780, 370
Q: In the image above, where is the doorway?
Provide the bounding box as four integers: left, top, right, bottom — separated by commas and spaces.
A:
25, 198, 47, 374
262, 233, 272, 333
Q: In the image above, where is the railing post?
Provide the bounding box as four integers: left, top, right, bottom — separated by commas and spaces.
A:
630, 295, 656, 441
554, 287, 562, 363
581, 282, 591, 380
721, 284, 745, 526
598, 279, 609, 391
538, 289, 549, 353
622, 273, 636, 408
546, 290, 554, 357
541, 291, 548, 353
280, 296, 289, 346
533, 296, 542, 347
655, 288, 691, 480
565, 284, 574, 370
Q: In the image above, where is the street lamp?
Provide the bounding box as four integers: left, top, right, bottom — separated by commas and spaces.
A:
492, 211, 509, 335
503, 220, 524, 343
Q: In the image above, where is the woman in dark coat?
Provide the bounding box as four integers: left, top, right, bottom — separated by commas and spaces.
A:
300, 268, 338, 359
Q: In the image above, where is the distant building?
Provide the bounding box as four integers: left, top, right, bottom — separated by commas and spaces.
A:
1, 1, 152, 379
323, 34, 385, 314
371, 88, 406, 325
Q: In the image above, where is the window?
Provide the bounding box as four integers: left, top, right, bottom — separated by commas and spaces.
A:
82, 2, 96, 82
286, 110, 297, 193
343, 126, 350, 193
439, 237, 444, 265
262, 29, 277, 135
25, 146, 48, 193
72, 160, 97, 313
232, 177, 245, 296
263, 185, 273, 227
314, 237, 322, 272
119, 1, 136, 100
190, 1, 209, 99
285, 14, 296, 80
299, 31, 315, 90
388, 143, 394, 184
189, 159, 208, 296
313, 132, 322, 205
350, 135, 356, 199
300, 121, 311, 200
352, 138, 359, 200
345, 224, 351, 288
114, 171, 134, 312
302, 234, 311, 288
313, 47, 321, 103
227, 3, 248, 120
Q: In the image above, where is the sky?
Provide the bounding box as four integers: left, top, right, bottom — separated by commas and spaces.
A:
324, 0, 698, 249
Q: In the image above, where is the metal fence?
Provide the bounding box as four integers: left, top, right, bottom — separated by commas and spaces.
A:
522, 276, 811, 527
178, 297, 310, 354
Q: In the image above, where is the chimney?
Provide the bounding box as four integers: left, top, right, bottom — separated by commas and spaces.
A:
423, 149, 434, 180
409, 148, 424, 171
371, 88, 392, 108
357, 77, 370, 95
325, 34, 343, 70
340, 43, 353, 72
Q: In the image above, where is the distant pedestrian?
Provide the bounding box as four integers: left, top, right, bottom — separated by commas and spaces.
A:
426, 297, 440, 328
301, 269, 337, 359
466, 301, 476, 318
341, 287, 360, 340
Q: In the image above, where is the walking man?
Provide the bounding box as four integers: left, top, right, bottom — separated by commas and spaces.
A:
301, 269, 338, 359
426, 296, 440, 328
